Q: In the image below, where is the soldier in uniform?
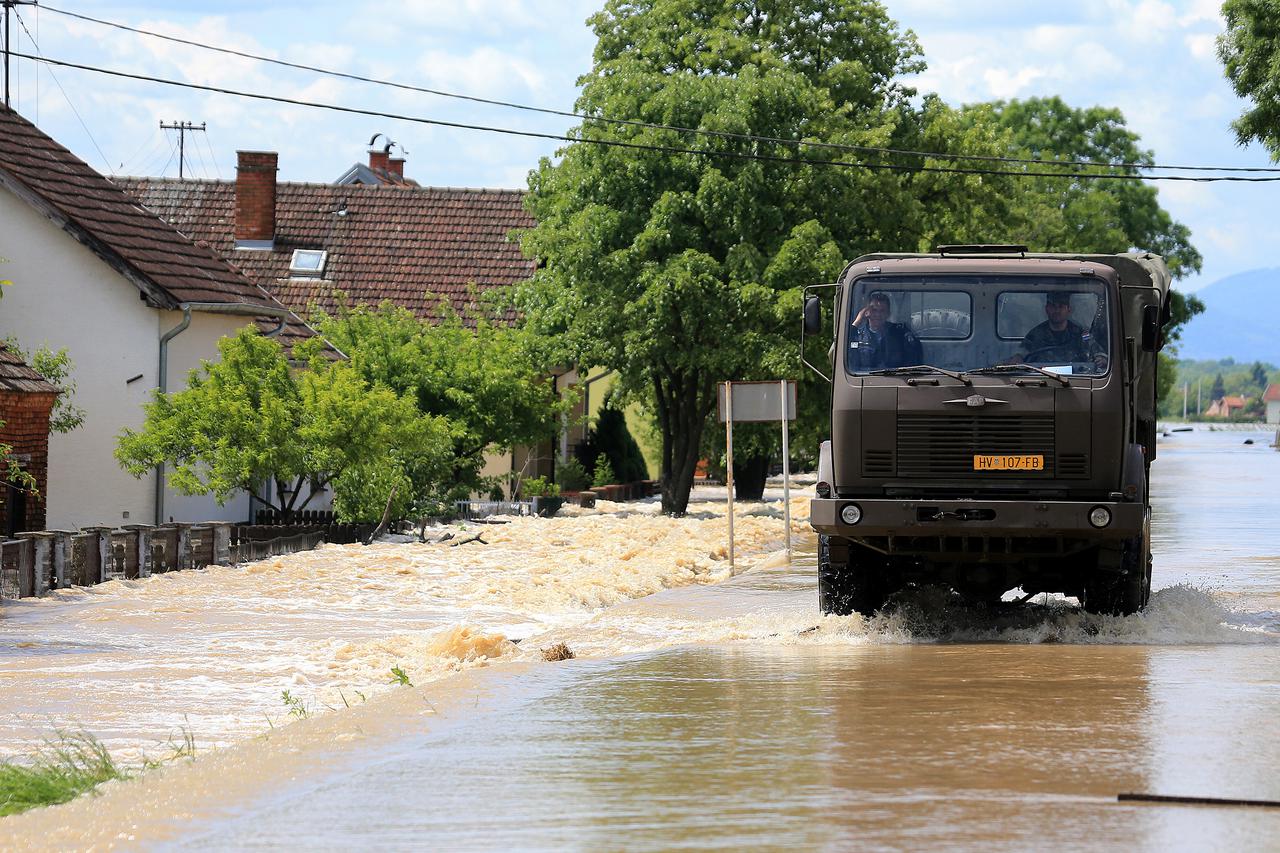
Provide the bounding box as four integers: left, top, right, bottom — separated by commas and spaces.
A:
1012, 291, 1108, 371
849, 291, 922, 370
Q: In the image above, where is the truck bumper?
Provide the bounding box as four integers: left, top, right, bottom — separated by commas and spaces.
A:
810, 497, 1145, 540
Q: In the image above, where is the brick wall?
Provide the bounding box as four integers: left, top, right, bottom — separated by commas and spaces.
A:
0, 390, 56, 534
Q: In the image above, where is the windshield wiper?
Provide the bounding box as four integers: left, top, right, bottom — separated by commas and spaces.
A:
867, 365, 972, 385
963, 363, 1071, 387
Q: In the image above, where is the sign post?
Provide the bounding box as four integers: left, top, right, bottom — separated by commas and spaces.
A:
718, 380, 797, 574
780, 379, 791, 557
724, 381, 735, 574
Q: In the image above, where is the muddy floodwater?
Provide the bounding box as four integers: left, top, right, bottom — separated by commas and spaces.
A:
2, 428, 1278, 849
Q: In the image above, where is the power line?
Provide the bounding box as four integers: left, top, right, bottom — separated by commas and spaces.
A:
35, 3, 1280, 176
199, 127, 222, 179
11, 11, 113, 174
159, 119, 204, 179
13, 50, 1280, 183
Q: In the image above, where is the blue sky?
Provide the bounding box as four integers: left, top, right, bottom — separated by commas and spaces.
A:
2, 1, 1271, 293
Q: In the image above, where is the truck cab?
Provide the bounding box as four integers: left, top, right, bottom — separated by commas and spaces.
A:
805, 247, 1169, 616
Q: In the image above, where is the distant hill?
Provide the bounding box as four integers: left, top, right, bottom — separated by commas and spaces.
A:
1175, 268, 1280, 363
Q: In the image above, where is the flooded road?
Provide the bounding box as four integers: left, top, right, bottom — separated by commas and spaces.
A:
3, 428, 1279, 849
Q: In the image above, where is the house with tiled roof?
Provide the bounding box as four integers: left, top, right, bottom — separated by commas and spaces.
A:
117, 148, 535, 324
0, 106, 318, 528
1264, 383, 1280, 425
1204, 394, 1249, 419
0, 343, 59, 535
118, 146, 579, 488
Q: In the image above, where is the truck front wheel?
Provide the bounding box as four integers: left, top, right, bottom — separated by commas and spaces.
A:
818, 534, 891, 617
1081, 530, 1152, 616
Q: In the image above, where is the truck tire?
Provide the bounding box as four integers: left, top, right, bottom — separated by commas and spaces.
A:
818, 534, 888, 617
1082, 530, 1151, 616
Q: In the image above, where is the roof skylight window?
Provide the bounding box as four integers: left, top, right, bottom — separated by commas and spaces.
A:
290, 249, 327, 276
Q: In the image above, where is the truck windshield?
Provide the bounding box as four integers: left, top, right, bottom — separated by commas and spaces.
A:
845, 275, 1111, 377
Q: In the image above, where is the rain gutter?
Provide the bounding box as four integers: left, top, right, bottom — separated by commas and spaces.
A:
155, 302, 290, 525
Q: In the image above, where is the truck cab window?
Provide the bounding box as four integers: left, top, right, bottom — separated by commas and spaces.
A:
847, 276, 1111, 377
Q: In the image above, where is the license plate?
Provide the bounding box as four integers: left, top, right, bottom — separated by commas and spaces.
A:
973, 454, 1044, 471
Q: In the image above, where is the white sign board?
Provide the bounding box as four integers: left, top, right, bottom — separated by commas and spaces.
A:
720, 379, 796, 573
718, 380, 797, 422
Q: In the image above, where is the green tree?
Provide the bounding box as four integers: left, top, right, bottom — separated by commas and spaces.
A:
521, 0, 1026, 513
1252, 360, 1269, 388
3, 341, 85, 435
0, 265, 37, 500
1211, 372, 1226, 401
962, 97, 1204, 406
965, 97, 1202, 278
115, 327, 451, 522
1218, 0, 1280, 157
313, 300, 570, 505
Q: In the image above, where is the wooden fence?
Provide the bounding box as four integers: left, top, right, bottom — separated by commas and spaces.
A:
0, 522, 327, 602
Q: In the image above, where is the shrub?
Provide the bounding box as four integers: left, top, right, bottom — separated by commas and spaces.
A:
522, 475, 560, 498
592, 457, 616, 488
556, 458, 591, 492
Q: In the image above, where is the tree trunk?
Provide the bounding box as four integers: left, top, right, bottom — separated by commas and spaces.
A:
732, 454, 769, 501
655, 370, 714, 516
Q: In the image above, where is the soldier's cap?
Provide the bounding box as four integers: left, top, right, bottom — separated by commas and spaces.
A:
1045, 292, 1073, 305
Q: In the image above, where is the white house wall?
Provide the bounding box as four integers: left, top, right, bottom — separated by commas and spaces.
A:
159, 309, 253, 524
0, 188, 254, 529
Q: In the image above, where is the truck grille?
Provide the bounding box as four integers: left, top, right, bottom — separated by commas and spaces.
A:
863, 449, 894, 477
896, 414, 1056, 477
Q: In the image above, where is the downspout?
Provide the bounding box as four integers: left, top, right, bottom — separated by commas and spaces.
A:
155, 302, 290, 525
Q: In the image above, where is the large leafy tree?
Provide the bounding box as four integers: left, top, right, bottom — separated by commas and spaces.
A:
968, 97, 1202, 278
963, 96, 1204, 405
520, 0, 1030, 513
312, 301, 571, 505
115, 327, 452, 522
1218, 0, 1280, 157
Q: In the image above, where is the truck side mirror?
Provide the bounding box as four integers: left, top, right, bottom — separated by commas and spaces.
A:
803, 295, 822, 336
1141, 304, 1161, 352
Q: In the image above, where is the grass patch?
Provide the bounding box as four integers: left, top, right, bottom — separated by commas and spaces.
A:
0, 731, 124, 817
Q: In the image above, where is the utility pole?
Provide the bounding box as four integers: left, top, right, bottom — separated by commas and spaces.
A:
3, 0, 37, 109
1182, 382, 1188, 421
159, 120, 206, 178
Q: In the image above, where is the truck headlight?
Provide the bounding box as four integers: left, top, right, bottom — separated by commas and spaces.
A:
840, 503, 862, 525
1088, 506, 1112, 528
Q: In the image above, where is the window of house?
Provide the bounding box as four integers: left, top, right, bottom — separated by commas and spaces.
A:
289, 250, 327, 276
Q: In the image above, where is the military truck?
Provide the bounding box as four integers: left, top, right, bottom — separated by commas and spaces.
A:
803, 246, 1170, 616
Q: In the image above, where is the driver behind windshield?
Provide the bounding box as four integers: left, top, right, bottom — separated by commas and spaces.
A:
850, 291, 922, 370
1009, 291, 1106, 370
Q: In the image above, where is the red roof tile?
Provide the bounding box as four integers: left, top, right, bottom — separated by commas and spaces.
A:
0, 107, 326, 355
1264, 383, 1280, 403
113, 177, 536, 322
0, 342, 59, 395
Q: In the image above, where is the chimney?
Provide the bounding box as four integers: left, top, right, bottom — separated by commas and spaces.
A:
368, 148, 390, 174
235, 151, 277, 248
387, 157, 405, 180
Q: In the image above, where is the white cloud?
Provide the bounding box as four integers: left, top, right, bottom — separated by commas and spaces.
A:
1185, 32, 1218, 61
1204, 224, 1245, 253
1178, 0, 1225, 26
1129, 0, 1179, 34
414, 46, 546, 99
982, 66, 1047, 99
